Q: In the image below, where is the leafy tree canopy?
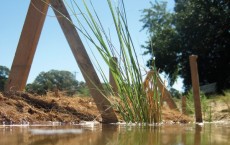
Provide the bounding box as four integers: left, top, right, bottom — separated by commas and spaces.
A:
0, 66, 10, 91
141, 0, 230, 92
26, 70, 87, 96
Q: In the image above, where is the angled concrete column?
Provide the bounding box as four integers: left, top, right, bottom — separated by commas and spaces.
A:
144, 71, 178, 110
5, 0, 50, 91
50, 0, 118, 123
182, 96, 187, 115
156, 72, 178, 110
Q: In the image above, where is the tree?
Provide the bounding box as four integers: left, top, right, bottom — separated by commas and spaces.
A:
26, 70, 87, 95
0, 66, 10, 91
140, 1, 180, 86
169, 88, 181, 99
141, 0, 230, 92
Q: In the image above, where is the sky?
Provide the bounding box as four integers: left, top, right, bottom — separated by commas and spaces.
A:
0, 0, 182, 91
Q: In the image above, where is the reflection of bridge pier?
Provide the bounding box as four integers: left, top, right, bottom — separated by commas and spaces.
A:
194, 124, 202, 145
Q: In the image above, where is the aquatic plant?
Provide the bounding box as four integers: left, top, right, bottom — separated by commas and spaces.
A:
185, 90, 211, 121
58, 0, 163, 123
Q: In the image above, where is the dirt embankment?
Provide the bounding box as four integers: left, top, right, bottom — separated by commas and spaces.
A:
1, 91, 228, 125
0, 92, 100, 125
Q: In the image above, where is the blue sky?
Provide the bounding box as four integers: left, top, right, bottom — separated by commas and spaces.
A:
0, 0, 182, 91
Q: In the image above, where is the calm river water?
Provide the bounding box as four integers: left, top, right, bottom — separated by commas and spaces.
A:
0, 122, 230, 145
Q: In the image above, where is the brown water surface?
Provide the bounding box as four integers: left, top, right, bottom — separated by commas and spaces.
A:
0, 122, 229, 145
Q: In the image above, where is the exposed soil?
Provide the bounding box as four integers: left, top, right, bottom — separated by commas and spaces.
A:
0, 91, 100, 125
208, 97, 230, 121
0, 91, 229, 125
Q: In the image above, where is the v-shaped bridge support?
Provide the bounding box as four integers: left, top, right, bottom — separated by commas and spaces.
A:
5, 0, 118, 123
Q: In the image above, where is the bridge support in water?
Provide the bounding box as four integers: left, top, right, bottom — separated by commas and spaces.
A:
189, 55, 203, 123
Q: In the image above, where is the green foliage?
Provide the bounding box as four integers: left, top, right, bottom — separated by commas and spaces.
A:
26, 70, 87, 96
185, 90, 210, 120
141, 0, 230, 92
140, 1, 180, 86
64, 0, 162, 123
76, 82, 90, 97
169, 88, 181, 99
0, 66, 10, 91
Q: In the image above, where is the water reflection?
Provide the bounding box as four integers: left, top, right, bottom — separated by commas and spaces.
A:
194, 124, 202, 145
0, 122, 229, 145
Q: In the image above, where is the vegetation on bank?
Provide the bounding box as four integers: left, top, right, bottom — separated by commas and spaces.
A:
0, 0, 229, 124
0, 66, 9, 92
26, 70, 88, 96
1, 64, 230, 123
140, 0, 229, 92
175, 90, 230, 122
64, 0, 163, 123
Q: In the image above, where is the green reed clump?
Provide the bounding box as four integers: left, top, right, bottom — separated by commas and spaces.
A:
185, 90, 211, 121
63, 0, 162, 123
